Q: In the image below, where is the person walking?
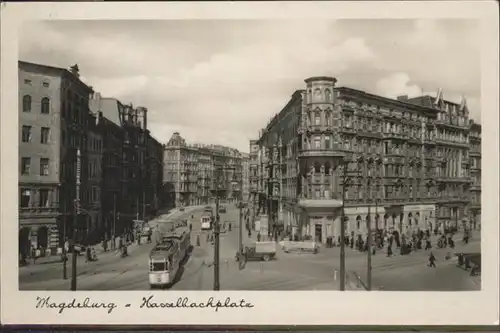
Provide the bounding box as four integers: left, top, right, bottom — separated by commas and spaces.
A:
428, 252, 436, 268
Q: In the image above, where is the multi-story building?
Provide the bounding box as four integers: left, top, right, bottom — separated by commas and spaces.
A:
86, 111, 103, 241
255, 76, 480, 244
468, 120, 481, 229
163, 132, 245, 207
90, 95, 124, 237
145, 131, 164, 217
164, 132, 199, 207
90, 94, 164, 235
18, 61, 93, 259
248, 140, 260, 218
241, 152, 250, 203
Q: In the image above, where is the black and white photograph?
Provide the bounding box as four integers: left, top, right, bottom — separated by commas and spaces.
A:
1, 1, 499, 327
15, 18, 484, 292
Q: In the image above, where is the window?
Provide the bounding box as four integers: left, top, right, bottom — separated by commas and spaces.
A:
20, 189, 31, 207
21, 157, 31, 174
315, 113, 321, 125
314, 136, 321, 149
24, 79, 32, 85
23, 95, 32, 112
40, 127, 50, 144
42, 81, 50, 88
41, 97, 50, 114
40, 158, 49, 176
22, 125, 32, 142
39, 189, 49, 207
325, 136, 331, 149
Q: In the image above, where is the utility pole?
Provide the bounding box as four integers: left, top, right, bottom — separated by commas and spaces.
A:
278, 136, 283, 240
62, 219, 67, 280
213, 168, 220, 291
367, 203, 372, 291
142, 190, 146, 221
71, 148, 81, 291
113, 193, 116, 237
238, 202, 243, 269
339, 159, 347, 291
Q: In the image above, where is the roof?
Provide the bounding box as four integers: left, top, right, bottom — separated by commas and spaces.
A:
150, 240, 178, 256
19, 60, 94, 93
335, 86, 437, 115
304, 76, 337, 84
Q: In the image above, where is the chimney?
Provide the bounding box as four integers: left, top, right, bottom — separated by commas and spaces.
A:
397, 95, 408, 102
69, 64, 80, 78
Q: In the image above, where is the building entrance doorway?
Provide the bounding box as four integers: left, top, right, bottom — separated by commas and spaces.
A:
315, 224, 322, 243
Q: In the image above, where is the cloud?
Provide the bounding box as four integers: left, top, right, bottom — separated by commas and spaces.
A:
376, 72, 422, 99
19, 19, 481, 151
376, 72, 481, 121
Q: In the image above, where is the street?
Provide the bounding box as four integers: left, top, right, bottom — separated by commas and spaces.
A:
19, 205, 481, 291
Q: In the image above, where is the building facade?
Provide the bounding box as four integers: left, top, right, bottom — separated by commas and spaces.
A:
18, 61, 94, 259
241, 152, 250, 203
468, 121, 481, 229
86, 111, 103, 242
255, 76, 481, 244
163, 132, 245, 207
90, 94, 164, 235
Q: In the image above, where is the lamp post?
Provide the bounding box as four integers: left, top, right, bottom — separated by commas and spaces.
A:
71, 149, 82, 291
339, 156, 362, 291
340, 159, 349, 291
213, 165, 237, 290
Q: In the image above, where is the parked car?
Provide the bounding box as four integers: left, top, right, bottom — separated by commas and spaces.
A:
219, 205, 226, 213
179, 207, 185, 212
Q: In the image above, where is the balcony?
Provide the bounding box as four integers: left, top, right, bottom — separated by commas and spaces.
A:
298, 148, 345, 158
469, 149, 481, 157
436, 176, 472, 183
382, 131, 408, 141
434, 138, 469, 148
20, 206, 60, 217
339, 126, 356, 135
470, 183, 481, 191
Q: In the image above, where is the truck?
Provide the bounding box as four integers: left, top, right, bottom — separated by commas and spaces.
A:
236, 241, 277, 262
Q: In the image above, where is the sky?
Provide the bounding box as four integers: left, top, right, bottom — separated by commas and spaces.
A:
19, 19, 481, 153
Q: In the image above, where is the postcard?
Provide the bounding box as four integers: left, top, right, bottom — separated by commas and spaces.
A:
1, 0, 498, 327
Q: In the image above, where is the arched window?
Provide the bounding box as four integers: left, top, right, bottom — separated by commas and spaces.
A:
23, 95, 32, 112
325, 89, 331, 101
41, 97, 50, 114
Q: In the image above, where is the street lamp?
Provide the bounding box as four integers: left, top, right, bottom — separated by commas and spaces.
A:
339, 156, 362, 291
212, 165, 238, 290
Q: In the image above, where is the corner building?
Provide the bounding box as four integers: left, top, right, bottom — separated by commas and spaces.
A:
18, 61, 93, 258
163, 132, 244, 207
256, 76, 480, 244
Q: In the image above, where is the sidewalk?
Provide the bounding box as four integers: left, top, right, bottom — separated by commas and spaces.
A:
19, 241, 143, 281
20, 205, 194, 272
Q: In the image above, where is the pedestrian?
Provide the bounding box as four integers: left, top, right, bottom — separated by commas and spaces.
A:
372, 244, 376, 256
103, 238, 108, 252
387, 245, 393, 257
425, 239, 432, 250
428, 252, 436, 268
31, 245, 37, 264
257, 232, 261, 242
